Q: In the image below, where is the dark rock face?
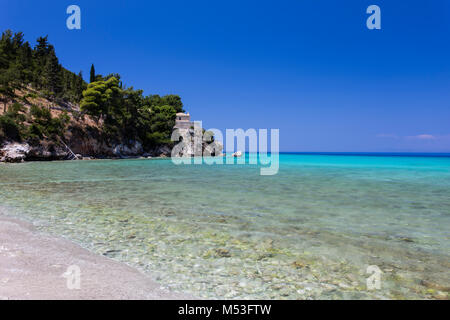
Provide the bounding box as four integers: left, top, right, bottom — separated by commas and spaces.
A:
26, 143, 68, 161
113, 141, 144, 158
149, 145, 172, 158
0, 139, 173, 162
64, 125, 149, 159
65, 125, 115, 158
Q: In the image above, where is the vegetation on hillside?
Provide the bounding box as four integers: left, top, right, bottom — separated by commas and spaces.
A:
0, 30, 184, 150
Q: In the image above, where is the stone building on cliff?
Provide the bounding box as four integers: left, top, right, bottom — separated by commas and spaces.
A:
174, 112, 194, 130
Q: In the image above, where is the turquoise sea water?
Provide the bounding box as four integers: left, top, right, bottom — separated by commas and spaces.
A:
0, 154, 449, 299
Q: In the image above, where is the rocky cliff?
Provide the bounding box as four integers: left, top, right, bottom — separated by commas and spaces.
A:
0, 89, 221, 163
0, 90, 177, 162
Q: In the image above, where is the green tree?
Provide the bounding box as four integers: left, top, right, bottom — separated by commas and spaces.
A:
161, 94, 184, 113
27, 105, 70, 140
16, 41, 33, 83
143, 94, 184, 113
34, 36, 50, 60
0, 29, 189, 150
75, 71, 86, 101
0, 102, 26, 142
137, 104, 177, 147
0, 30, 17, 111
33, 36, 50, 87
42, 46, 62, 96
0, 68, 18, 112
80, 77, 122, 122
0, 30, 14, 62
90, 64, 95, 83
80, 82, 105, 120
113, 87, 142, 138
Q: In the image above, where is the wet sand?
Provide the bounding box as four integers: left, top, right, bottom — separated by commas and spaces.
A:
0, 214, 192, 300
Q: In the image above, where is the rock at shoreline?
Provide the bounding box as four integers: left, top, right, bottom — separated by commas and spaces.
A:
112, 140, 143, 158
0, 138, 172, 162
152, 145, 171, 157
171, 128, 223, 158
27, 143, 68, 161
1, 135, 223, 162
0, 141, 71, 162
0, 142, 30, 163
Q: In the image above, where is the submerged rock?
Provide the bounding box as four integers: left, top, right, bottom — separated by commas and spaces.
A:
420, 280, 450, 292
215, 248, 231, 258
292, 260, 308, 269
103, 249, 122, 257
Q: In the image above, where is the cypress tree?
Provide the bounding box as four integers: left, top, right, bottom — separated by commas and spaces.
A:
90, 64, 95, 83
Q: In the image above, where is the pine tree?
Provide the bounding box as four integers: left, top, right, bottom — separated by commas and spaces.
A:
42, 47, 62, 96
17, 41, 33, 84
34, 36, 50, 88
0, 69, 17, 112
0, 30, 14, 62
34, 36, 49, 65
75, 71, 85, 101
90, 64, 95, 83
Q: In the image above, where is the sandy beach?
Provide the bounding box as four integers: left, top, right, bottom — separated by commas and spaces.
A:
0, 214, 192, 300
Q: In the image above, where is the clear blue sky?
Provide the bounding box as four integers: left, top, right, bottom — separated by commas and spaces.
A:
2, 0, 449, 152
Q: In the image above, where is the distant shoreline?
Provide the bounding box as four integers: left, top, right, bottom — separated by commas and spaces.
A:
278, 152, 450, 157
2, 150, 450, 164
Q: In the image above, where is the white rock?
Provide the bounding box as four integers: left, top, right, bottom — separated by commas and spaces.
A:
0, 142, 30, 162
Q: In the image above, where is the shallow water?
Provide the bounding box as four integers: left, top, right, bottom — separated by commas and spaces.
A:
0, 154, 449, 299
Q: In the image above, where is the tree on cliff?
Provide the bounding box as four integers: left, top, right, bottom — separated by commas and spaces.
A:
80, 77, 122, 122
90, 64, 96, 83
137, 104, 177, 147
33, 36, 51, 87
42, 47, 62, 97
74, 71, 85, 101
0, 30, 87, 104
0, 69, 18, 112
0, 30, 24, 111
1, 30, 187, 150
143, 94, 184, 113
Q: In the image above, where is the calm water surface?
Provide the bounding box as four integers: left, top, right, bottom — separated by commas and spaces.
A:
0, 154, 449, 299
